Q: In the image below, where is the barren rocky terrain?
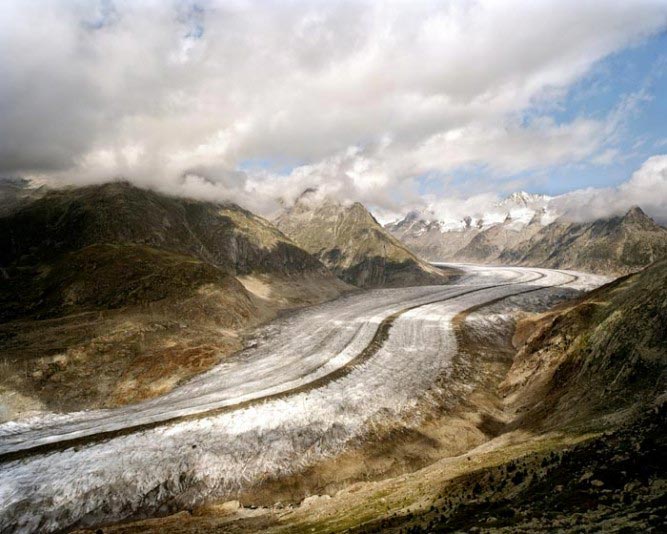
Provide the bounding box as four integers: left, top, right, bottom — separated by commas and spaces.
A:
57, 260, 667, 534
0, 183, 350, 419
275, 190, 456, 288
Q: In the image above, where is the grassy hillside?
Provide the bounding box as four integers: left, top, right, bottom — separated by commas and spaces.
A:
502, 257, 667, 430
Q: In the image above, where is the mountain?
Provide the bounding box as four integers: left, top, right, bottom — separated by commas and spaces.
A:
454, 211, 546, 262
504, 255, 667, 428
500, 206, 667, 274
0, 182, 350, 418
0, 177, 46, 216
387, 192, 667, 274
386, 191, 557, 262
275, 191, 457, 288
385, 210, 481, 260
0, 181, 333, 278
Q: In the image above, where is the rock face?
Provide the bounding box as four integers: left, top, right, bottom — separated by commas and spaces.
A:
386, 191, 556, 262
388, 191, 667, 274
385, 211, 481, 260
455, 212, 546, 263
275, 190, 457, 288
500, 206, 667, 275
0, 182, 349, 416
505, 257, 667, 426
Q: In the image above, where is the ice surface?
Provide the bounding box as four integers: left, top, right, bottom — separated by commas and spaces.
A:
0, 265, 607, 533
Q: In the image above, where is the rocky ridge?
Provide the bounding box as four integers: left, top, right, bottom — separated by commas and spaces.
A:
275, 189, 457, 288
387, 191, 667, 274
500, 206, 667, 274
385, 191, 556, 262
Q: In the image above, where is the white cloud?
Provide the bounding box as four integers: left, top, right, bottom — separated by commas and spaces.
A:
1, 0, 666, 215
553, 154, 667, 224
591, 148, 620, 166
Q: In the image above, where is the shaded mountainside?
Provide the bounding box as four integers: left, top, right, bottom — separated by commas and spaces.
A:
275, 192, 457, 288
0, 180, 328, 279
0, 182, 349, 418
353, 401, 667, 534
0, 177, 46, 216
500, 206, 667, 275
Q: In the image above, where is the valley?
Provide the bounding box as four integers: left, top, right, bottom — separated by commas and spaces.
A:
1, 183, 665, 534
3, 4, 667, 533
0, 264, 606, 532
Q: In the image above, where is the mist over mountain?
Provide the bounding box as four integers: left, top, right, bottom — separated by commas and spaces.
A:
386, 191, 557, 261
501, 206, 667, 274
2, 2, 667, 223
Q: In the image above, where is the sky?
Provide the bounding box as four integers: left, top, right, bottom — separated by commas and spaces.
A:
1, 0, 667, 222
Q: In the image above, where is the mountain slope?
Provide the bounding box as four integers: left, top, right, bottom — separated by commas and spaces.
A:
503, 256, 667, 429
275, 192, 457, 287
500, 206, 667, 274
0, 180, 332, 278
385, 211, 481, 261
0, 177, 46, 216
385, 192, 556, 262
454, 212, 545, 263
0, 182, 349, 418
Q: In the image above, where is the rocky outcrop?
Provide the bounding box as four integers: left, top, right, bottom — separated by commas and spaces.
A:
503, 257, 667, 428
275, 190, 458, 288
454, 213, 545, 262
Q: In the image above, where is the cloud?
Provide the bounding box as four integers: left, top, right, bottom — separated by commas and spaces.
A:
552, 154, 667, 224
1, 0, 666, 215
591, 148, 620, 166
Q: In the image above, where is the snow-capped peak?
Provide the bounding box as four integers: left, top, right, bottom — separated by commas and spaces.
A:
499, 191, 552, 209
388, 191, 561, 236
